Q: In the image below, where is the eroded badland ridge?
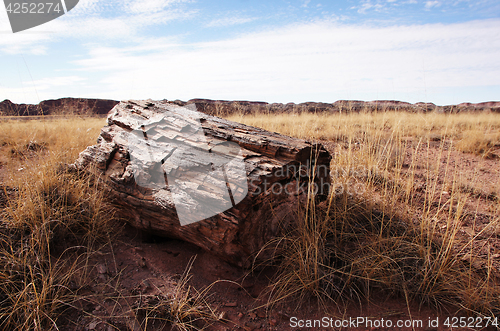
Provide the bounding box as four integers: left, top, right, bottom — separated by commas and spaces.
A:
1, 97, 500, 117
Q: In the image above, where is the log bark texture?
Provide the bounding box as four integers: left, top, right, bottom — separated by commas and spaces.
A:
74, 100, 331, 267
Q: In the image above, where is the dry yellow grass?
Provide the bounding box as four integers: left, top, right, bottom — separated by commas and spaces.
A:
0, 118, 111, 330
0, 117, 220, 330
229, 111, 500, 316
227, 111, 500, 153
0, 112, 499, 328
0, 118, 105, 164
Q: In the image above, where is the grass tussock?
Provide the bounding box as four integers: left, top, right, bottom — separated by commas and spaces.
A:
0, 118, 111, 330
133, 258, 220, 331
234, 112, 500, 317
0, 159, 113, 329
270, 190, 500, 314
0, 118, 220, 330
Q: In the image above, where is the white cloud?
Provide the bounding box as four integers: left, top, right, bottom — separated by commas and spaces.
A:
0, 76, 86, 102
206, 16, 257, 28
32, 76, 86, 88
125, 0, 191, 14
357, 1, 385, 13
425, 1, 442, 9
0, 34, 51, 55
0, 0, 195, 53
69, 19, 500, 104
68, 0, 102, 16
0, 4, 53, 54
60, 0, 196, 37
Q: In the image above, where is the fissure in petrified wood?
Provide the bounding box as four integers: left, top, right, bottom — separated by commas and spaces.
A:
74, 100, 331, 267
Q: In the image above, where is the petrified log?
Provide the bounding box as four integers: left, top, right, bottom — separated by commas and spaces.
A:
74, 100, 331, 267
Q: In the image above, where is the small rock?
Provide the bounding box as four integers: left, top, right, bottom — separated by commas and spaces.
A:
248, 312, 256, 319
87, 320, 100, 330
96, 264, 107, 274
269, 318, 278, 326
237, 312, 244, 319
225, 302, 237, 307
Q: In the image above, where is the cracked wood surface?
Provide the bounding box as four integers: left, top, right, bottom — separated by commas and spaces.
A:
74, 100, 331, 267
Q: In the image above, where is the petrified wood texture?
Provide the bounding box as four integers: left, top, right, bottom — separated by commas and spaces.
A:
74, 100, 331, 267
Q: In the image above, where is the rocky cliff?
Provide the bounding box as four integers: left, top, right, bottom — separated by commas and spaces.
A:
0, 98, 119, 116
2, 97, 499, 117
177, 99, 500, 116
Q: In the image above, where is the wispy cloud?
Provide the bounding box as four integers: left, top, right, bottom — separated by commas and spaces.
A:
206, 16, 258, 28
2, 0, 499, 105
125, 0, 187, 14
32, 76, 86, 88
356, 1, 385, 14
0, 0, 195, 54
425, 1, 442, 9
69, 19, 500, 104
302, 0, 312, 8
0, 76, 86, 102
63, 0, 196, 36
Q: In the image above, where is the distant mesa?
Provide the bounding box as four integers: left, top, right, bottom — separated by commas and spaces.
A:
178, 99, 500, 115
1, 97, 499, 117
0, 98, 119, 117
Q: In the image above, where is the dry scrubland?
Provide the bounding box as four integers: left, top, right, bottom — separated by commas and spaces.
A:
227, 112, 500, 310
0, 112, 499, 329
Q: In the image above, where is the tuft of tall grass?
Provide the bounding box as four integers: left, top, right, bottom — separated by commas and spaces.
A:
231, 111, 500, 317
0, 160, 114, 330
133, 258, 220, 331
0, 118, 113, 330
0, 118, 221, 331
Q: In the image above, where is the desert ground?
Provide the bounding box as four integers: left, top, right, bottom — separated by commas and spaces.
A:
0, 104, 499, 330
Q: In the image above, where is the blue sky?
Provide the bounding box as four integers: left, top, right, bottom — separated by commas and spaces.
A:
0, 0, 499, 105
